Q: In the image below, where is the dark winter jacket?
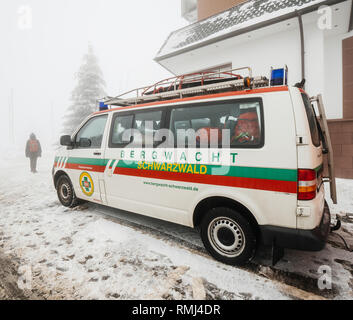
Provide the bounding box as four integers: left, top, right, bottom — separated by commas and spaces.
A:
25, 135, 42, 158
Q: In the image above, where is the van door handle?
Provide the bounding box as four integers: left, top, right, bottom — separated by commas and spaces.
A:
93, 152, 101, 156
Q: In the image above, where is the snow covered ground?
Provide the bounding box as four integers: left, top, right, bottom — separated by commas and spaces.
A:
0, 150, 352, 300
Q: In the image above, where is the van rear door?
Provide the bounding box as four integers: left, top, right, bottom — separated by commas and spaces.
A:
289, 87, 325, 230
310, 94, 337, 204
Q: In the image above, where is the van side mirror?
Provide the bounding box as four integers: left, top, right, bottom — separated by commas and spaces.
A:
60, 135, 73, 146
79, 138, 91, 148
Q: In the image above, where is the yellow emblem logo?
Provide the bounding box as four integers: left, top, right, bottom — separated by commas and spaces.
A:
79, 172, 94, 196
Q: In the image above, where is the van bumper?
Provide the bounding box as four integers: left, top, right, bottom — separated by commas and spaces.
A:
259, 202, 331, 251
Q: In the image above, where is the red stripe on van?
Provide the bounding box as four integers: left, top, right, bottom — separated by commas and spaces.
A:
65, 163, 106, 173
114, 167, 297, 194
95, 86, 289, 114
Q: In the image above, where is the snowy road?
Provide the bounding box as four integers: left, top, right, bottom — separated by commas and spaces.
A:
0, 151, 352, 300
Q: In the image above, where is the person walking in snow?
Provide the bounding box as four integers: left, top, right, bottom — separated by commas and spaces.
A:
25, 133, 42, 173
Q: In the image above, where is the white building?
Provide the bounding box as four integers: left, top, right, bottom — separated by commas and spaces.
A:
155, 0, 353, 178
155, 0, 353, 120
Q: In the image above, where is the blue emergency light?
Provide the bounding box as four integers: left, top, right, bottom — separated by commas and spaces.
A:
270, 66, 288, 86
99, 101, 109, 111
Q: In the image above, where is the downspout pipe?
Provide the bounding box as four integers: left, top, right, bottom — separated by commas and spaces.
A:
296, 10, 305, 89
349, 0, 353, 31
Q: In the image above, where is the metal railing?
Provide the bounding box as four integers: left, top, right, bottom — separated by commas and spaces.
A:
104, 66, 266, 107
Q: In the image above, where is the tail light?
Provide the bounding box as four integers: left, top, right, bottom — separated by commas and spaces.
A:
298, 169, 317, 200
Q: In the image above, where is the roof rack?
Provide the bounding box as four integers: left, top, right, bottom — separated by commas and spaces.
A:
104, 66, 270, 107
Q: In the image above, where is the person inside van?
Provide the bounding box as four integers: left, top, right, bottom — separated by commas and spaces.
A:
231, 110, 260, 145
25, 133, 42, 173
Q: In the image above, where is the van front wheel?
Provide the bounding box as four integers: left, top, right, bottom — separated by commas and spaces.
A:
200, 207, 256, 265
56, 175, 80, 208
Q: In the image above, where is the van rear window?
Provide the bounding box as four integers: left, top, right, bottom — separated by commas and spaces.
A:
302, 93, 320, 147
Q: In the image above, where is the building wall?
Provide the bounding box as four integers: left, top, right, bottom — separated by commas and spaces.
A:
167, 1, 353, 179
328, 119, 353, 179
343, 36, 353, 118
160, 24, 353, 178
161, 19, 341, 112
324, 34, 343, 119
197, 0, 246, 21
160, 16, 350, 121
331, 34, 353, 179
305, 22, 325, 106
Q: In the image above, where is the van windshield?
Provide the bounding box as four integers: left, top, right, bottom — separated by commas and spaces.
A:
302, 93, 321, 147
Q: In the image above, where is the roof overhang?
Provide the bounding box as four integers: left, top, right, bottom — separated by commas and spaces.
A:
155, 0, 348, 63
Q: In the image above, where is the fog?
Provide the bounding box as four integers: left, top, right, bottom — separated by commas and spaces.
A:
0, 0, 187, 151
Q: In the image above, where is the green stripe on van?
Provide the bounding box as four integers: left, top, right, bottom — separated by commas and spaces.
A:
56, 156, 297, 182
222, 165, 297, 181
116, 160, 297, 182
66, 157, 109, 167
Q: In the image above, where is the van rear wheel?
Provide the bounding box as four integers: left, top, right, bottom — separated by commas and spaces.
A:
56, 175, 80, 208
200, 207, 257, 265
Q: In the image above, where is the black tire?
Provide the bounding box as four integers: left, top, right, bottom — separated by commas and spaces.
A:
200, 207, 257, 265
56, 175, 80, 208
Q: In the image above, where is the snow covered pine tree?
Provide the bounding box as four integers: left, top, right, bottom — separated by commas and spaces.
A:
63, 45, 106, 134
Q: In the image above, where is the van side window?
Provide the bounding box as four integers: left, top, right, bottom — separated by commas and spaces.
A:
302, 93, 320, 147
111, 114, 133, 146
75, 115, 108, 148
169, 99, 263, 148
133, 111, 163, 147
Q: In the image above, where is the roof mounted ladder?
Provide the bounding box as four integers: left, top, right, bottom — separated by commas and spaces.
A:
104, 66, 269, 107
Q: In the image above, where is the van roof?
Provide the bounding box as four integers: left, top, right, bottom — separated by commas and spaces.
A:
95, 86, 289, 115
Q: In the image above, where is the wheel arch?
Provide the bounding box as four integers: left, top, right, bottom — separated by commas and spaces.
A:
193, 196, 260, 235
53, 170, 70, 189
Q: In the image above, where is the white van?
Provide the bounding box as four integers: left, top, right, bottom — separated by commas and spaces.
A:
53, 67, 336, 265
